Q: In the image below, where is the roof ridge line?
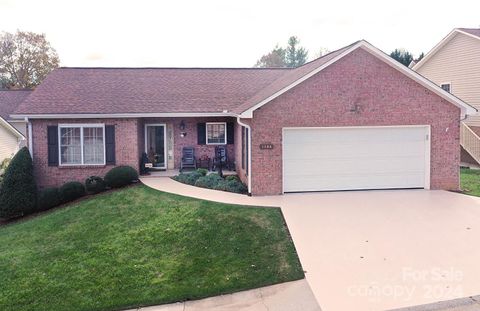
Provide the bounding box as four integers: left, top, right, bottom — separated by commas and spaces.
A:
58, 66, 293, 70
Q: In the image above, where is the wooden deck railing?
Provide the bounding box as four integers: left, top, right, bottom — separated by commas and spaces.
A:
460, 122, 480, 164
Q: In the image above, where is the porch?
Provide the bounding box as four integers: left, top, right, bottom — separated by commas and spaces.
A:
138, 116, 241, 175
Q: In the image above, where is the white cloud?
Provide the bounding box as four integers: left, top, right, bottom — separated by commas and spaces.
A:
0, 0, 478, 67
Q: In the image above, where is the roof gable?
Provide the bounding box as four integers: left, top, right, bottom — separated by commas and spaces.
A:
412, 28, 480, 71
238, 40, 476, 118
233, 42, 359, 116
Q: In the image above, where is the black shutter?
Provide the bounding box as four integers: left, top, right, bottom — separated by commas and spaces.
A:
227, 122, 234, 144
47, 126, 58, 166
197, 123, 206, 145
105, 125, 116, 165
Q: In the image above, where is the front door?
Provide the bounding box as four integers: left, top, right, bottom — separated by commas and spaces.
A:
145, 124, 167, 169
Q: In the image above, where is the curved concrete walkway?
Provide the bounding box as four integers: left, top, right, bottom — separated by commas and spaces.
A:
142, 177, 480, 311
125, 279, 320, 311
141, 176, 281, 207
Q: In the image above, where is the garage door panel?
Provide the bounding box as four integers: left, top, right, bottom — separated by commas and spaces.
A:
283, 127, 428, 192
284, 159, 425, 176
284, 141, 426, 159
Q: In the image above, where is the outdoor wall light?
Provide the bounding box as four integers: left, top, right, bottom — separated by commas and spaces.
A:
179, 120, 186, 130
180, 132, 187, 138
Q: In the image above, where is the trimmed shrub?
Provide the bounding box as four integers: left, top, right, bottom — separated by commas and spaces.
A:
85, 176, 106, 194
59, 181, 86, 203
0, 147, 37, 219
104, 166, 139, 188
172, 171, 203, 185
196, 168, 208, 176
194, 173, 223, 189
225, 175, 239, 182
37, 187, 61, 211
213, 179, 248, 194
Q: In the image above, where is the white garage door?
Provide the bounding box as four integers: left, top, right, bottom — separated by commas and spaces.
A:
283, 126, 429, 192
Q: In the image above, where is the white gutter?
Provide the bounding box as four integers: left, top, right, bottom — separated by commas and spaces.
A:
11, 112, 239, 119
236, 116, 252, 195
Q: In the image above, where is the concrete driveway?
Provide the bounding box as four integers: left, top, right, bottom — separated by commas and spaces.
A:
281, 190, 480, 311
141, 178, 480, 311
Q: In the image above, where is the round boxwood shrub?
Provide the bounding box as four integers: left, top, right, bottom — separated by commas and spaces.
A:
213, 179, 247, 194
0, 147, 37, 219
196, 168, 208, 176
172, 171, 203, 185
225, 175, 239, 182
104, 166, 139, 188
85, 176, 106, 194
37, 187, 61, 211
59, 181, 86, 203
194, 173, 223, 189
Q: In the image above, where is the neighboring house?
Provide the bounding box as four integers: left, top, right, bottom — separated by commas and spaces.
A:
411, 28, 480, 164
12, 40, 475, 195
0, 90, 30, 161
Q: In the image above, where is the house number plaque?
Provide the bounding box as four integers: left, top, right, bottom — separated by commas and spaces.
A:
259, 143, 274, 150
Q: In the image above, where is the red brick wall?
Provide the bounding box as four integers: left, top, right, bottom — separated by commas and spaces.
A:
139, 117, 236, 169
234, 121, 250, 185
32, 119, 140, 188
249, 48, 461, 195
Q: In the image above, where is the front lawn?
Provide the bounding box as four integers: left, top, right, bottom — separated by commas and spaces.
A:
0, 185, 303, 311
460, 167, 480, 196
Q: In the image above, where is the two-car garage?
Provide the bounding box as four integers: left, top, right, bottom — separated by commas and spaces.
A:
282, 126, 430, 192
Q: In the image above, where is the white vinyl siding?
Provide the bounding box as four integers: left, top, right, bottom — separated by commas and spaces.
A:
0, 124, 20, 162
283, 126, 429, 192
416, 33, 480, 125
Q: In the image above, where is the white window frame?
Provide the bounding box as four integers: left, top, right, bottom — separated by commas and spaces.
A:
58, 123, 106, 166
206, 122, 227, 145
440, 82, 451, 93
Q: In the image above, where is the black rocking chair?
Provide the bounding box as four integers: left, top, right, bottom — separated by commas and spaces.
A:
180, 147, 197, 172
212, 145, 232, 171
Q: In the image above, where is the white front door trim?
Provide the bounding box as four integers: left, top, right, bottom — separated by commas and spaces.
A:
144, 123, 168, 170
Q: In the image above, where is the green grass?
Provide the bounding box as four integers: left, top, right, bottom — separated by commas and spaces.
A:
0, 185, 303, 311
461, 167, 480, 197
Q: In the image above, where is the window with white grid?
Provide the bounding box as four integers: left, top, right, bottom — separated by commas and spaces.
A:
59, 124, 105, 165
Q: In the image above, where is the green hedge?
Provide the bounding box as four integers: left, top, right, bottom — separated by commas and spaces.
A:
173, 171, 247, 194
59, 182, 86, 203
37, 187, 61, 211
195, 174, 223, 189
214, 179, 248, 194
0, 147, 37, 219
104, 166, 138, 188
172, 171, 203, 185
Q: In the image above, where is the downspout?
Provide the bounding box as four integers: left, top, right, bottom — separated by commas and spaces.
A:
236, 116, 252, 195
26, 117, 33, 157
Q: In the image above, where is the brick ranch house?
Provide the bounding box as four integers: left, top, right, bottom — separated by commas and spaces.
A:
12, 40, 476, 196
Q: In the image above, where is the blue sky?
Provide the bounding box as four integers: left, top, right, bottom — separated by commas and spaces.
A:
0, 0, 478, 67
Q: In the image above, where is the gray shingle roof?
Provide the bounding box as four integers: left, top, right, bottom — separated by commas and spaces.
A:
0, 90, 32, 119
